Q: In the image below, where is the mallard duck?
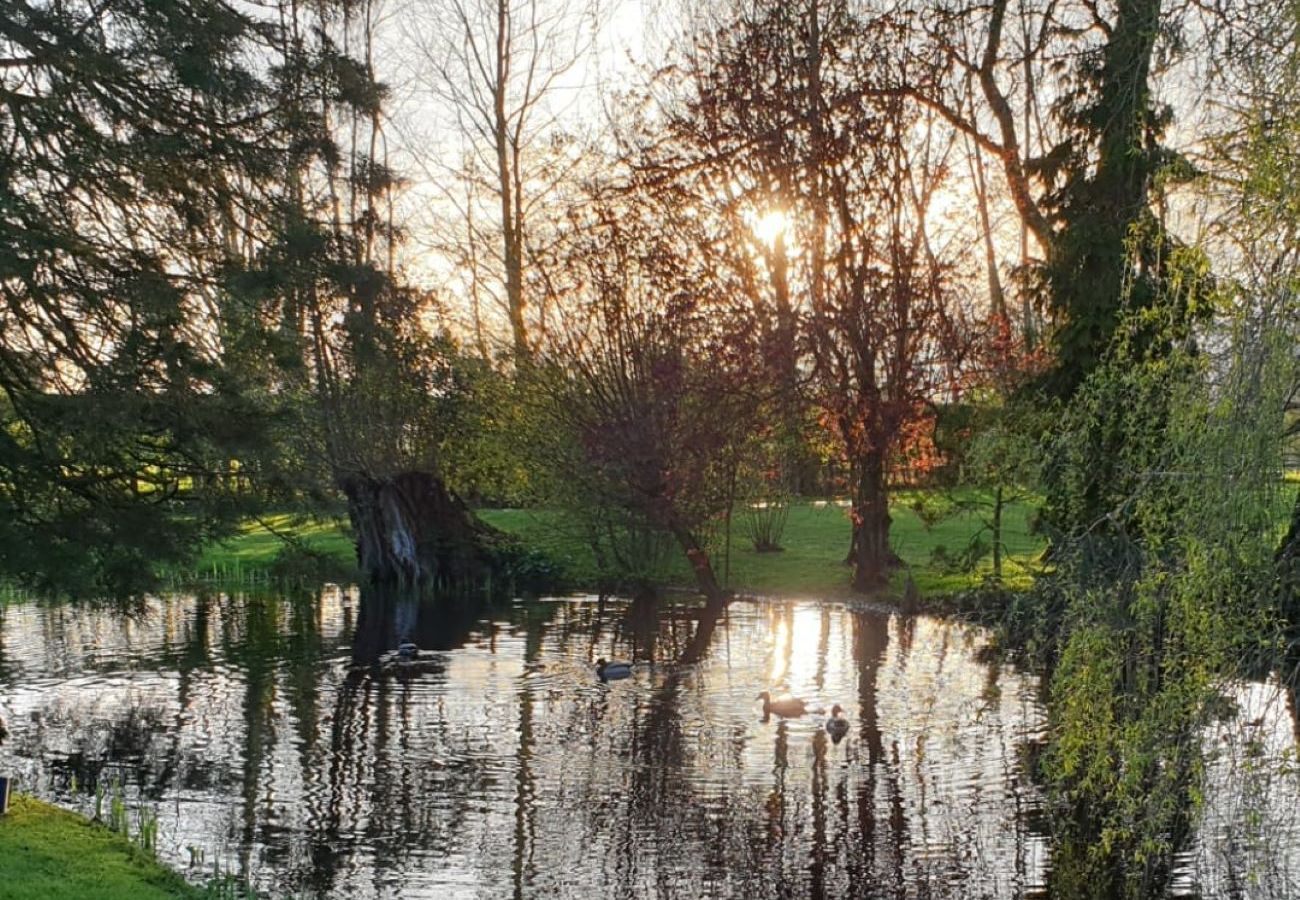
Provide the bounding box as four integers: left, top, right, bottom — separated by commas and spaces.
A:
825, 704, 850, 742
757, 691, 811, 718
596, 658, 633, 681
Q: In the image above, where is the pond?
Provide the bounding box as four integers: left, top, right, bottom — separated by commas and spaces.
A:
0, 588, 1295, 898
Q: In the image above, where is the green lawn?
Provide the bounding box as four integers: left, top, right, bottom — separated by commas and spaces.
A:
190, 490, 1044, 600
480, 491, 1041, 598
0, 795, 200, 900
193, 513, 356, 579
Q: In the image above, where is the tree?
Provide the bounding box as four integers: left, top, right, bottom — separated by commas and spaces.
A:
647, 1, 971, 589
235, 0, 505, 586
0, 0, 295, 594
911, 0, 1208, 396
540, 190, 762, 605
1197, 0, 1300, 623
934, 313, 1050, 582
403, 0, 597, 362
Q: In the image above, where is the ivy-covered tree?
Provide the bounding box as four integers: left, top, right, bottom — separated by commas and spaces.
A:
1030, 0, 1209, 397
913, 0, 1212, 398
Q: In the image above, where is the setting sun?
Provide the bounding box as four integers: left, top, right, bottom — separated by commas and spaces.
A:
750, 208, 791, 248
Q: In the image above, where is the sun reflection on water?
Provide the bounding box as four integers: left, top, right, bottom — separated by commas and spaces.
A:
19, 590, 1279, 898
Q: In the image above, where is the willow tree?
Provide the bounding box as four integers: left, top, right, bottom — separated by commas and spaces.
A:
1201, 0, 1300, 627
0, 0, 294, 594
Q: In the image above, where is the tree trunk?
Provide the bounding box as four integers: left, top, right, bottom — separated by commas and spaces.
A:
1278, 487, 1300, 622
493, 0, 529, 363
669, 522, 727, 606
992, 483, 1004, 581
341, 470, 493, 586
851, 450, 897, 591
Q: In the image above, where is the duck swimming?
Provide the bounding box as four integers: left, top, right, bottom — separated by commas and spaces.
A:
757, 691, 813, 718
596, 658, 633, 681
825, 704, 850, 743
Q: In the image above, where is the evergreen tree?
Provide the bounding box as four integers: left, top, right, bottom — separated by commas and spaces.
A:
0, 0, 290, 594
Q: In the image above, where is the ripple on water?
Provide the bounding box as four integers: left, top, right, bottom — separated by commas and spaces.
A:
11, 590, 1281, 898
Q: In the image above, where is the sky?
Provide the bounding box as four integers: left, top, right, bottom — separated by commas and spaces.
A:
357, 0, 1259, 350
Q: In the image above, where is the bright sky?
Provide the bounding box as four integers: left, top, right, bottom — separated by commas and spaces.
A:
365, 0, 1244, 348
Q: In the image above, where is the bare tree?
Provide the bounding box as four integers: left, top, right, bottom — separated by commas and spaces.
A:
401, 0, 599, 362
541, 185, 764, 605
637, 1, 973, 589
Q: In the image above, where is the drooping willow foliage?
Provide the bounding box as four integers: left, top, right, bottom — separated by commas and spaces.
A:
1028, 267, 1295, 896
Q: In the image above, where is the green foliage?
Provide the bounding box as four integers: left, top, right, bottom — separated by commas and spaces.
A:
0, 0, 342, 596
1028, 301, 1292, 896
441, 361, 551, 507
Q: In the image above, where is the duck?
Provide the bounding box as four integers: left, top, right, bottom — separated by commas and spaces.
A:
757, 691, 813, 719
595, 658, 633, 681
825, 704, 850, 743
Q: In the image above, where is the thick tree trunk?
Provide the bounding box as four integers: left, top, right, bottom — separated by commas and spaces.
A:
850, 450, 898, 591
341, 470, 493, 586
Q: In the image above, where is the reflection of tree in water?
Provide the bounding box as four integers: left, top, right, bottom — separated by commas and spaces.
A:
850, 607, 908, 896
1, 588, 1061, 898
300, 585, 525, 896
230, 595, 284, 877
511, 603, 545, 898
602, 594, 739, 894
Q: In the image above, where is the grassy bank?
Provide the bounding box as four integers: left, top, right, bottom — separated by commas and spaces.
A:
0, 794, 200, 900
191, 490, 1044, 599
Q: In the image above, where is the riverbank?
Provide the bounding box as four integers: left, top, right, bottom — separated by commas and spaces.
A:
188, 490, 1044, 601
0, 794, 200, 900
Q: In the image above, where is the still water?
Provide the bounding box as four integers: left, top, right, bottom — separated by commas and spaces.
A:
0, 588, 1293, 898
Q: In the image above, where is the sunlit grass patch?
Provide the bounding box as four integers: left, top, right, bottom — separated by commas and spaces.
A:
190, 513, 355, 583
0, 794, 201, 899
180, 490, 1046, 602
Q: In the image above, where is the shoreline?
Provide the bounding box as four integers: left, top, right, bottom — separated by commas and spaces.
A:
0, 793, 203, 899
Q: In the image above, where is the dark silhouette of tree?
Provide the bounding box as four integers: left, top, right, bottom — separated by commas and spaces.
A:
542, 192, 763, 604
0, 0, 299, 594
643, 1, 971, 589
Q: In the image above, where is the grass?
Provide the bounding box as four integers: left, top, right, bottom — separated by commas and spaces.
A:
191, 513, 356, 582
187, 489, 1045, 601
0, 794, 201, 900
481, 490, 1043, 599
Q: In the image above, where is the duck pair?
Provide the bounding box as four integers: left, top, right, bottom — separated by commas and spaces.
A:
756, 691, 849, 741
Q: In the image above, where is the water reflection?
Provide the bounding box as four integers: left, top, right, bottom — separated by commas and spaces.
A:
2, 588, 1057, 897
